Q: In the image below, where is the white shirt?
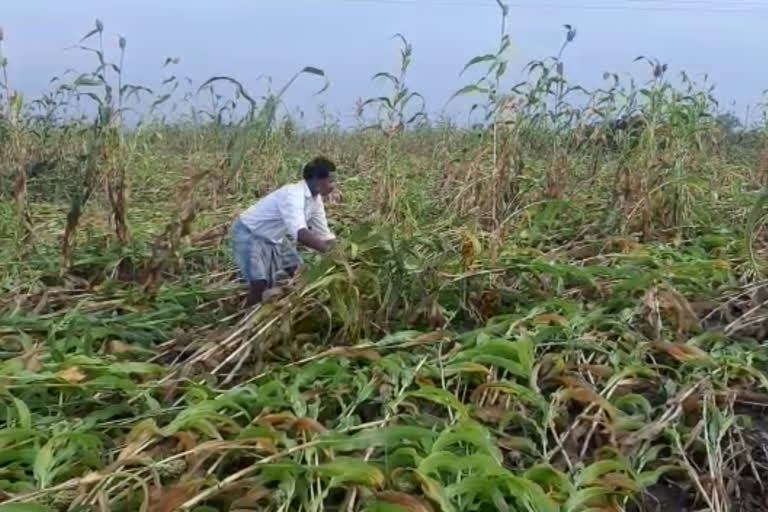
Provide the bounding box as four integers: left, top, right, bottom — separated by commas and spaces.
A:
238, 180, 335, 244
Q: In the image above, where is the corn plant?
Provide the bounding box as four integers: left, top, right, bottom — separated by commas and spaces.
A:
360, 34, 427, 221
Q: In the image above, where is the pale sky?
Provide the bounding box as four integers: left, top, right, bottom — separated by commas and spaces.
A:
2, 0, 767, 126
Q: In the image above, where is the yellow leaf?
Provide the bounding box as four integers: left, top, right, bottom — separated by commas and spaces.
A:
533, 314, 568, 327
713, 260, 731, 271
106, 340, 139, 354
57, 366, 87, 383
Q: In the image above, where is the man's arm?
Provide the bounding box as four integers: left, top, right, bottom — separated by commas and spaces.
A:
307, 200, 336, 247
276, 186, 330, 253
297, 228, 329, 253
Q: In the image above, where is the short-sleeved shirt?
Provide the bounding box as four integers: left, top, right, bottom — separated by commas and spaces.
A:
238, 180, 335, 244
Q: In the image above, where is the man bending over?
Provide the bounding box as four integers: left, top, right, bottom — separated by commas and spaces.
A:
231, 157, 336, 305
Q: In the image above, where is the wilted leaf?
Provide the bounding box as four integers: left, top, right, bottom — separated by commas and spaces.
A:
292, 417, 327, 435
649, 341, 712, 364
230, 484, 271, 508
402, 386, 469, 419
497, 436, 538, 455
577, 460, 630, 488
329, 347, 381, 362
118, 419, 160, 461
533, 314, 568, 327
375, 491, 434, 512
598, 472, 640, 492
148, 484, 198, 512
658, 289, 699, 334
558, 377, 619, 419
106, 340, 144, 354
415, 472, 456, 512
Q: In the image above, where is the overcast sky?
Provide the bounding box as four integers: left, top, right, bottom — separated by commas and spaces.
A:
2, 0, 767, 125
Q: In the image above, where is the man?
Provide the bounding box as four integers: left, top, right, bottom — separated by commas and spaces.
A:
232, 157, 337, 305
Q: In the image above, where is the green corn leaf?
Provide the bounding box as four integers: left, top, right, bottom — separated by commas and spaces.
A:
563, 487, 614, 512
402, 386, 469, 419
0, 429, 44, 448
433, 421, 502, 461
419, 451, 493, 476
414, 471, 456, 512
11, 398, 32, 429
0, 505, 52, 512
461, 54, 497, 75
33, 441, 55, 488
319, 425, 436, 452
314, 458, 385, 488
576, 459, 630, 488
637, 465, 682, 488
524, 464, 574, 494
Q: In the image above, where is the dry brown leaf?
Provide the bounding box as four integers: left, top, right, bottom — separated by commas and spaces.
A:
584, 364, 613, 379
533, 314, 568, 327
460, 231, 480, 270
300, 390, 323, 402
557, 377, 618, 418
564, 387, 604, 406
411, 331, 450, 345
292, 417, 327, 435
650, 341, 711, 363
612, 238, 642, 253
497, 436, 534, 452
245, 437, 278, 454
231, 484, 271, 508
415, 377, 435, 387
20, 348, 41, 372
147, 484, 197, 512
376, 491, 434, 512
682, 393, 702, 414
118, 425, 159, 461
658, 289, 700, 334
174, 432, 198, 453
57, 366, 87, 383
329, 347, 381, 361
471, 406, 507, 424
80, 471, 104, 485
598, 472, 640, 492
257, 412, 296, 430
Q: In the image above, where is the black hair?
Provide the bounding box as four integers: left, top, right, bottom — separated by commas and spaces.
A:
303, 157, 336, 181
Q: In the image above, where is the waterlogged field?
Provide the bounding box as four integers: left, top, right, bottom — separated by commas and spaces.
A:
3, 18, 768, 512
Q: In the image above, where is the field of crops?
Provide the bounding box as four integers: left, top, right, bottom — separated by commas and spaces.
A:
3, 18, 768, 512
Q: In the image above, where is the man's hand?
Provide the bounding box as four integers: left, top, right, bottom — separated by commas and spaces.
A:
297, 228, 330, 253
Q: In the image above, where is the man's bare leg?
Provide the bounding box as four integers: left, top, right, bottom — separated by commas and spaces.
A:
247, 280, 268, 306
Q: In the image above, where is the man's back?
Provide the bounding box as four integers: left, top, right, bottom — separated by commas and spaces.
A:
239, 181, 332, 244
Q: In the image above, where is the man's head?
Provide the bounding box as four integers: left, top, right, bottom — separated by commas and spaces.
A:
303, 157, 336, 197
